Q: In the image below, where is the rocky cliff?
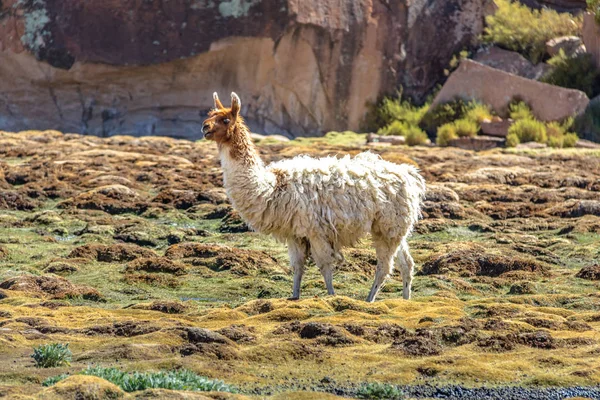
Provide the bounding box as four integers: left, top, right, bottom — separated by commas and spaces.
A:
0, 0, 494, 138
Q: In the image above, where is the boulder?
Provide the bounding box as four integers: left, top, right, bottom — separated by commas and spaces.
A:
366, 133, 406, 146
481, 119, 512, 138
0, 0, 494, 138
583, 12, 600, 67
447, 136, 505, 151
430, 60, 590, 122
546, 36, 583, 57
473, 47, 552, 80
575, 139, 600, 148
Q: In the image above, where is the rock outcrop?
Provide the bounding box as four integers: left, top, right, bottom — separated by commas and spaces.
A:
430, 60, 589, 121
0, 0, 494, 138
520, 0, 587, 12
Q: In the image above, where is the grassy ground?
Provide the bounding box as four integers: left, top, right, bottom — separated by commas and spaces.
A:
0, 130, 599, 399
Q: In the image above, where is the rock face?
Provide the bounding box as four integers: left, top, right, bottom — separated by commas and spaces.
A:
546, 36, 583, 57
0, 0, 494, 138
430, 60, 590, 121
583, 12, 600, 67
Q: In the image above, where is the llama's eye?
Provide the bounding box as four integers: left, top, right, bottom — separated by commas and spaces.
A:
222, 118, 230, 124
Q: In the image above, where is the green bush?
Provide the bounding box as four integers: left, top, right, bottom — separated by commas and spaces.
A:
453, 119, 479, 137
357, 382, 404, 400
436, 123, 459, 146
563, 132, 579, 147
483, 0, 582, 63
542, 50, 600, 98
506, 118, 548, 147
377, 120, 410, 136
422, 98, 471, 132
31, 343, 72, 368
465, 103, 494, 124
366, 92, 429, 130
404, 127, 429, 146
44, 366, 237, 393
509, 101, 535, 121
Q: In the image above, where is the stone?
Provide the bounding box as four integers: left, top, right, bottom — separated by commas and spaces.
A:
546, 36, 583, 57
473, 47, 552, 80
481, 119, 513, 138
0, 0, 495, 138
516, 142, 548, 149
366, 133, 406, 146
584, 12, 600, 67
447, 136, 505, 151
575, 139, 600, 149
430, 60, 590, 122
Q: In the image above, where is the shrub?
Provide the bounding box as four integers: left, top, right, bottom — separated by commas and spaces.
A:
506, 119, 548, 147
44, 366, 237, 393
404, 127, 429, 146
436, 123, 458, 146
509, 101, 534, 121
542, 51, 600, 98
575, 100, 600, 143
377, 120, 410, 136
422, 98, 471, 132
43, 374, 69, 387
563, 132, 579, 147
483, 0, 582, 63
465, 103, 494, 124
31, 343, 72, 368
357, 382, 404, 400
453, 119, 479, 137
366, 91, 429, 130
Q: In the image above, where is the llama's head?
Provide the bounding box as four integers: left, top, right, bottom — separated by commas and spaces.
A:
202, 92, 244, 144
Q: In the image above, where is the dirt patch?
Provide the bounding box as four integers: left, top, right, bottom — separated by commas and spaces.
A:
342, 323, 408, 344
0, 275, 102, 301
0, 246, 7, 259
392, 330, 443, 356
131, 300, 189, 314
68, 243, 156, 262
165, 242, 279, 275
545, 200, 600, 218
298, 322, 356, 346
420, 246, 549, 277
0, 191, 37, 210
125, 257, 187, 275
44, 261, 79, 275
576, 265, 600, 280
123, 273, 180, 287
217, 324, 257, 343
58, 188, 148, 215
218, 209, 250, 233
153, 187, 226, 209
338, 249, 377, 275
478, 330, 557, 352
508, 281, 536, 295
83, 320, 162, 337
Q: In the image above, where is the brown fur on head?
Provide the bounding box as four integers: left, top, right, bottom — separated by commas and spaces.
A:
202, 92, 243, 144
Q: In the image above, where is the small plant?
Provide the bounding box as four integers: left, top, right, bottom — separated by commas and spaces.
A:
421, 98, 471, 132
465, 103, 494, 124
509, 101, 534, 121
404, 126, 429, 146
44, 366, 237, 393
42, 374, 69, 387
506, 118, 548, 147
31, 343, 72, 368
453, 119, 479, 137
483, 0, 582, 63
563, 132, 579, 147
357, 382, 404, 400
542, 50, 600, 98
436, 123, 458, 146
377, 120, 410, 136
366, 89, 429, 131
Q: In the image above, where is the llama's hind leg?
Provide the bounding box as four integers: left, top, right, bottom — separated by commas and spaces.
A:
367, 241, 397, 303
396, 238, 414, 300
288, 238, 309, 300
310, 240, 338, 296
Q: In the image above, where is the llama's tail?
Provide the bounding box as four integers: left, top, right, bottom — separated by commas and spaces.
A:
404, 165, 427, 223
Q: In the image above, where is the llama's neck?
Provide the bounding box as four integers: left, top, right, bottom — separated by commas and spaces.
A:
218, 125, 275, 226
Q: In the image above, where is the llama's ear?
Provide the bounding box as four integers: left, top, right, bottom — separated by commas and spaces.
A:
213, 92, 224, 109
231, 92, 241, 118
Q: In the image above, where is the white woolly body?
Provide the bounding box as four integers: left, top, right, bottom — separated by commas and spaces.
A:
220, 150, 426, 257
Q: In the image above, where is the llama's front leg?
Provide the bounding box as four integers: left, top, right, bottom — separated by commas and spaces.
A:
396, 238, 414, 300
288, 238, 308, 300
367, 241, 396, 302
310, 240, 337, 296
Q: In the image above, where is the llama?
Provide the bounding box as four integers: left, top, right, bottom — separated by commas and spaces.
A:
202, 92, 426, 302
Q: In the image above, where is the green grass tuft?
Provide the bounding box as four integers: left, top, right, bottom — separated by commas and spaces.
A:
31, 343, 72, 368
356, 382, 404, 400
44, 366, 237, 393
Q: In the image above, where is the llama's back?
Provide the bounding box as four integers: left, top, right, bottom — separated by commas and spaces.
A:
266, 152, 426, 244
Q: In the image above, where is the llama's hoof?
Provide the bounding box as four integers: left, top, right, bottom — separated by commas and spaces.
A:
287, 296, 300, 301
